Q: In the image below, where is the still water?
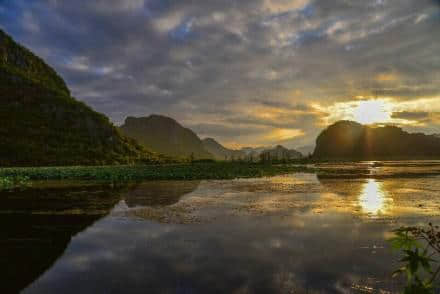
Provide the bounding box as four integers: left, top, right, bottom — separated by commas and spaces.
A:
3, 163, 440, 293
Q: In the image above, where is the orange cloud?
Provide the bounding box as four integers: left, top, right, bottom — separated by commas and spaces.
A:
375, 73, 399, 82
266, 128, 305, 141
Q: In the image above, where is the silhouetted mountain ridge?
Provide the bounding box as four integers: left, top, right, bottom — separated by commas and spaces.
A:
0, 29, 157, 166
202, 138, 245, 160
260, 145, 303, 161
296, 145, 315, 157
120, 115, 213, 160
314, 120, 440, 159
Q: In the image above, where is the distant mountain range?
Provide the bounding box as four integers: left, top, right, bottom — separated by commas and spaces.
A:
202, 138, 246, 160
120, 117, 305, 162
240, 146, 268, 156
0, 29, 156, 166
296, 145, 315, 157
314, 120, 440, 159
119, 115, 213, 160
260, 145, 303, 161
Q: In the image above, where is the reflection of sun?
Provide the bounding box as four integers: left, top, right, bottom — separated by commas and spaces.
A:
352, 100, 391, 124
359, 179, 390, 215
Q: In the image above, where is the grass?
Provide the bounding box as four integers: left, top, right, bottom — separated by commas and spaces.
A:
0, 162, 313, 183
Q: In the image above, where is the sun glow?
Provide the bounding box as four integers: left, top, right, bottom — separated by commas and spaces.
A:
352, 100, 392, 124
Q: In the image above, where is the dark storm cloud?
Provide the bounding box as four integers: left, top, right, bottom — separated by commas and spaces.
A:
1, 0, 439, 147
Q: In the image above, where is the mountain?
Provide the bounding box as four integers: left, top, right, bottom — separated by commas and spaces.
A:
240, 146, 269, 156
0, 29, 156, 166
296, 145, 315, 157
260, 145, 303, 161
239, 146, 270, 161
119, 115, 213, 160
314, 120, 440, 159
202, 138, 245, 161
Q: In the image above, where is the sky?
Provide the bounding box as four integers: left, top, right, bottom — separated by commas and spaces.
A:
1, 0, 439, 149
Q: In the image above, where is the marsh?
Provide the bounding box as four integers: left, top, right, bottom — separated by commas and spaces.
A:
2, 161, 440, 293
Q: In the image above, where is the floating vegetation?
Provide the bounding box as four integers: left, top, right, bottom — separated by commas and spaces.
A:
0, 163, 313, 182
0, 176, 30, 190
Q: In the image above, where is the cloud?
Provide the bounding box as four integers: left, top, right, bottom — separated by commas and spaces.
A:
1, 0, 439, 147
152, 11, 185, 33
375, 73, 399, 82
391, 111, 430, 120
265, 128, 305, 141
262, 0, 311, 13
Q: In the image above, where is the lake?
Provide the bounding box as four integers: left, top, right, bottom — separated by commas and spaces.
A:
3, 161, 440, 293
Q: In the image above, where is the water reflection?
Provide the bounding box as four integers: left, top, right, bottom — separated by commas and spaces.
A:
3, 174, 440, 293
0, 182, 126, 294
122, 180, 200, 207
359, 179, 391, 215
0, 180, 201, 293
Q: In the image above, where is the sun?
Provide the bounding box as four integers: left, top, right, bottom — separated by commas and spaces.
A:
352, 99, 392, 124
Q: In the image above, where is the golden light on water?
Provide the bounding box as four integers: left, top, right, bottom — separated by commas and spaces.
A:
359, 179, 391, 215
352, 100, 391, 124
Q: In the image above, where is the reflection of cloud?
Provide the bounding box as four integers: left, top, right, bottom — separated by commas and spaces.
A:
24, 174, 440, 293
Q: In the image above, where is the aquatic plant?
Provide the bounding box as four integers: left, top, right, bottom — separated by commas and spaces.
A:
390, 223, 440, 293
0, 162, 313, 182
0, 176, 30, 190
0, 177, 13, 189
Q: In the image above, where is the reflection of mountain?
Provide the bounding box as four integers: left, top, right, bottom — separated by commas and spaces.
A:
122, 180, 200, 207
1, 214, 101, 294
314, 120, 440, 159
0, 183, 125, 294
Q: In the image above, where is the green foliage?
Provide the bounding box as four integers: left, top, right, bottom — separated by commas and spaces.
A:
0, 176, 30, 190
0, 162, 312, 182
0, 29, 165, 166
0, 177, 13, 189
0, 29, 69, 95
389, 224, 440, 293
